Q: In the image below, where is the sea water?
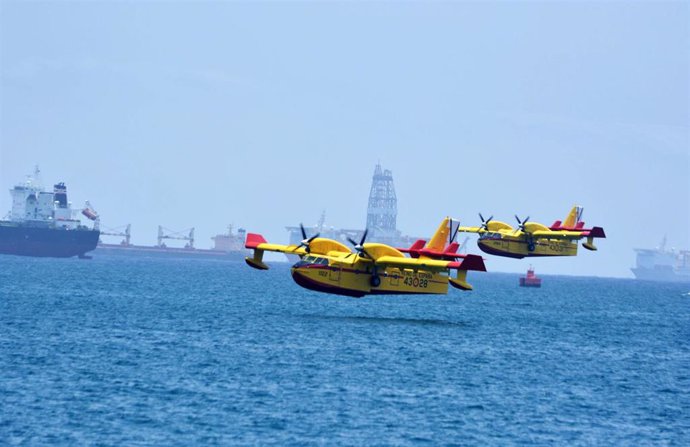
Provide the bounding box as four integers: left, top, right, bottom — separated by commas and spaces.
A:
1, 255, 688, 445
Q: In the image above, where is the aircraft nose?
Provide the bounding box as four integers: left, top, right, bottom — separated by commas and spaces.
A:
290, 267, 310, 284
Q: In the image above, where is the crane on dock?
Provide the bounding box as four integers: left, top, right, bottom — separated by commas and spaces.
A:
157, 226, 195, 249
99, 224, 131, 246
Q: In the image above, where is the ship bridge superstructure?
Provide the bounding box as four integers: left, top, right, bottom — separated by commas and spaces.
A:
8, 167, 81, 229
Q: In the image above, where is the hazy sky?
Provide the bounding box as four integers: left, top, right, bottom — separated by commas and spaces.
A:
1, 1, 688, 277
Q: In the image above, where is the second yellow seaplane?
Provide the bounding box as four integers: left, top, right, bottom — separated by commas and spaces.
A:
459, 205, 606, 259
245, 217, 486, 298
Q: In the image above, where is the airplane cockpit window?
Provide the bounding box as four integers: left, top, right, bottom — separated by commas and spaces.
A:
301, 256, 329, 265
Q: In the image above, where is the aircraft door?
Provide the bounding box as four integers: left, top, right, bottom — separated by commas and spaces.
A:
329, 266, 341, 282
389, 268, 400, 286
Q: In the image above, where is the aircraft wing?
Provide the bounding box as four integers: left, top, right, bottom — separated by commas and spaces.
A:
245, 233, 354, 269
374, 254, 486, 272
532, 225, 605, 241
244, 233, 307, 269
457, 226, 486, 234
531, 230, 588, 240
245, 234, 307, 255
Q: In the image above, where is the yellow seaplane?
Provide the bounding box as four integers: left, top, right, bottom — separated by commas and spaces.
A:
458, 206, 606, 259
244, 217, 486, 298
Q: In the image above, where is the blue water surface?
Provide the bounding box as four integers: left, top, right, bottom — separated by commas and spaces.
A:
1, 255, 689, 445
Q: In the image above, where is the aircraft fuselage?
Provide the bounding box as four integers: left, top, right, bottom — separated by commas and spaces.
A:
477, 236, 579, 259
291, 256, 450, 298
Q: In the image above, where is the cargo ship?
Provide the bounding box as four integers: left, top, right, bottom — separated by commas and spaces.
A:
0, 167, 99, 258
285, 163, 422, 261
95, 224, 249, 261
631, 236, 690, 283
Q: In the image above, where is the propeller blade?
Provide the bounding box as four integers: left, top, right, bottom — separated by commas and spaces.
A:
347, 237, 358, 247
299, 223, 307, 240
308, 233, 320, 243
359, 229, 368, 246
479, 213, 493, 230
515, 215, 521, 225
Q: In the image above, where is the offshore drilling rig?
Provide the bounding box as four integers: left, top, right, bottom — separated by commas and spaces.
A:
286, 163, 418, 249
365, 163, 402, 245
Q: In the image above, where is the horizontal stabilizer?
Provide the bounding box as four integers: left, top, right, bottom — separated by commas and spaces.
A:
403, 240, 461, 261
587, 226, 606, 238
397, 240, 426, 258
444, 242, 459, 254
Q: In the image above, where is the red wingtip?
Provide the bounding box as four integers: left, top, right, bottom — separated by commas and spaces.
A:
459, 254, 487, 272
245, 233, 268, 249
588, 226, 606, 238
448, 254, 487, 272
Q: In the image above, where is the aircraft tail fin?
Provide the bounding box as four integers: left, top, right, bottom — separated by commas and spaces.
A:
427, 217, 459, 251
562, 205, 584, 229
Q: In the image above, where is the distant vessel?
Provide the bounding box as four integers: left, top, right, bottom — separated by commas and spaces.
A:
285, 163, 422, 260
631, 236, 690, 283
519, 266, 542, 288
0, 167, 99, 258
95, 224, 249, 261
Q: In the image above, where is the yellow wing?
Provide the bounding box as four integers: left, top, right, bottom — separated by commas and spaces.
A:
458, 226, 486, 234
531, 230, 586, 240
459, 221, 514, 234
252, 242, 308, 255
375, 255, 460, 272
244, 233, 351, 269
